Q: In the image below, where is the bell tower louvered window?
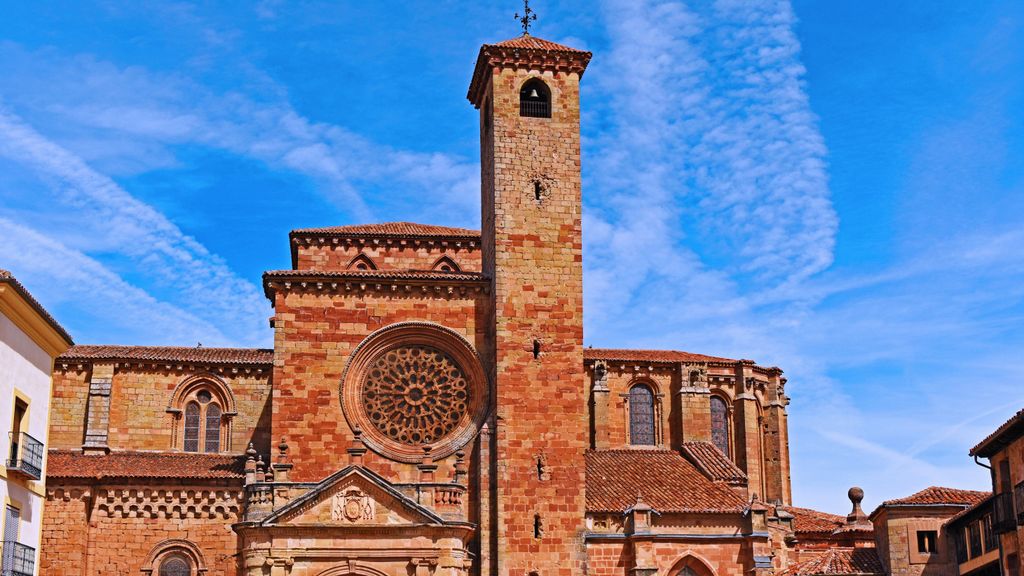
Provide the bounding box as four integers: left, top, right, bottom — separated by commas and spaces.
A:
628, 385, 656, 446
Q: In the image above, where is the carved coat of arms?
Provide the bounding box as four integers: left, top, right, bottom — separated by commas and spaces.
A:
331, 488, 375, 523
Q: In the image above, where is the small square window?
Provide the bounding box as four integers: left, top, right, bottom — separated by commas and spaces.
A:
918, 530, 938, 554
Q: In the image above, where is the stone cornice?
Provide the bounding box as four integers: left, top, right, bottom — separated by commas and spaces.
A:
263, 270, 490, 300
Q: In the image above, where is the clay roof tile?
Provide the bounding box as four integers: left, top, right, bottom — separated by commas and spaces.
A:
779, 548, 885, 576
680, 441, 747, 484
585, 449, 746, 514
57, 345, 273, 366
47, 450, 246, 480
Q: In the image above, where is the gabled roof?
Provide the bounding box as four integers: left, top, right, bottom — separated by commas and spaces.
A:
971, 408, 1024, 458
880, 486, 990, 507
258, 465, 447, 526
57, 345, 273, 366
0, 268, 74, 347
47, 450, 246, 480
680, 442, 747, 484
779, 548, 885, 576
585, 449, 746, 514
291, 222, 480, 240
778, 506, 845, 534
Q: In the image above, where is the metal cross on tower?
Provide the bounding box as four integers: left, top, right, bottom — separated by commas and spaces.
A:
515, 0, 537, 35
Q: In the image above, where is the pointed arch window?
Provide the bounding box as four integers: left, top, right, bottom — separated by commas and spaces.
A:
711, 395, 731, 457
629, 384, 656, 446
520, 78, 551, 118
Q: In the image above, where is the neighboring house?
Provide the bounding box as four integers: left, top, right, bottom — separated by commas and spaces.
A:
944, 495, 998, 576
0, 269, 73, 576
970, 408, 1024, 576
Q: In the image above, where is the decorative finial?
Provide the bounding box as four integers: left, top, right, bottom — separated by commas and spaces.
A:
515, 0, 537, 36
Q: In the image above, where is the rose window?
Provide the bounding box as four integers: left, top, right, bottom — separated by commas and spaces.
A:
362, 345, 470, 446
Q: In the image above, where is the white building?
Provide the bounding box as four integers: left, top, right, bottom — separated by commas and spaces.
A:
0, 270, 72, 576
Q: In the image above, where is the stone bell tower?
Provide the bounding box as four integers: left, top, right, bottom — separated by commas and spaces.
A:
468, 34, 592, 576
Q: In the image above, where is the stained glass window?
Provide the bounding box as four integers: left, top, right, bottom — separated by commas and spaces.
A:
183, 402, 200, 453
711, 396, 730, 457
204, 403, 221, 453
629, 385, 655, 445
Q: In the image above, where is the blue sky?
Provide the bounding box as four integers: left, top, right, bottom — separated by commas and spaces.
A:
1, 0, 1022, 513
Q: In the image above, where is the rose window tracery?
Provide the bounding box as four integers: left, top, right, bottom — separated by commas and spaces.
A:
362, 345, 470, 446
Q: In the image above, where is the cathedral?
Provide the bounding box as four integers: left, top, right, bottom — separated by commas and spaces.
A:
37, 33, 963, 576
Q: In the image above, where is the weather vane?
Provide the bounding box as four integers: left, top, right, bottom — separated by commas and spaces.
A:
515, 0, 537, 36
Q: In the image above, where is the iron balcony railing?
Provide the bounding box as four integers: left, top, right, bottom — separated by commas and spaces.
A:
520, 99, 550, 118
1, 540, 35, 576
7, 432, 43, 481
992, 491, 1016, 534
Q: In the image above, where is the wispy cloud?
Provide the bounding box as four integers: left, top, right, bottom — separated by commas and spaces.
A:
0, 109, 269, 346
0, 43, 480, 226
0, 218, 230, 345
584, 0, 836, 342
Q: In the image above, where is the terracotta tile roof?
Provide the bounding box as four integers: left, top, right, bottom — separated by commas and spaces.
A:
778, 506, 845, 534
945, 493, 994, 526
971, 408, 1024, 458
47, 450, 246, 480
680, 442, 747, 484
0, 269, 74, 345
585, 449, 746, 514
290, 222, 480, 239
779, 548, 885, 576
57, 345, 273, 366
492, 35, 590, 53
584, 347, 739, 364
881, 486, 990, 507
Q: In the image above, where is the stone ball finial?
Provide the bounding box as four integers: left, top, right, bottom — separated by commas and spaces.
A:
849, 486, 864, 505
246, 442, 257, 459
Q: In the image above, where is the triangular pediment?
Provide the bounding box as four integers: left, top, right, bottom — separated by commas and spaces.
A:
260, 465, 446, 527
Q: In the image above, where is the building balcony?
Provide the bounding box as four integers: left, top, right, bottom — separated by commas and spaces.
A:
1015, 482, 1024, 525
6, 432, 43, 481
992, 491, 1016, 534
1, 540, 35, 576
